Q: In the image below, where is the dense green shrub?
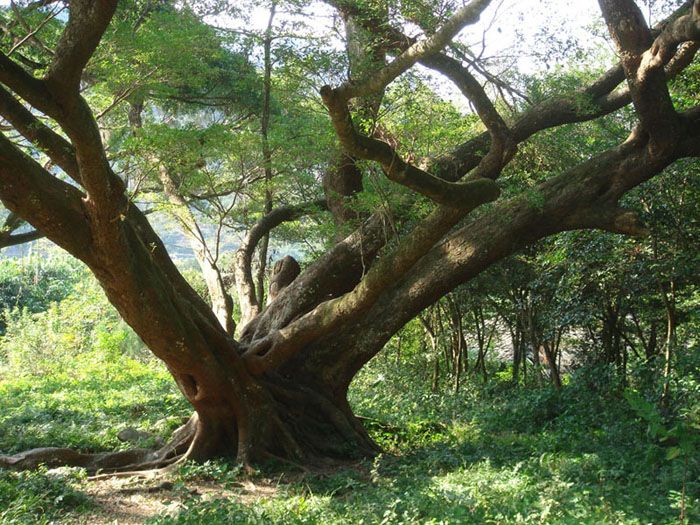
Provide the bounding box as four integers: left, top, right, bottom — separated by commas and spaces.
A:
0, 254, 84, 334
0, 273, 150, 377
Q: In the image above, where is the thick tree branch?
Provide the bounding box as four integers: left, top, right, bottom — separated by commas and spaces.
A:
0, 51, 62, 117
44, 0, 118, 99
313, 117, 700, 388
646, 0, 700, 65
0, 131, 92, 262
0, 85, 80, 182
320, 84, 500, 208
0, 18, 125, 220
598, 0, 684, 153
320, 0, 500, 209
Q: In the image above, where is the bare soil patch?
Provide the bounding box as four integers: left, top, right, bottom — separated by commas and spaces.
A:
54, 475, 280, 524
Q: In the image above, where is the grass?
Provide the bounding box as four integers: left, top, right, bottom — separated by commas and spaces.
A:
0, 355, 189, 455
1, 348, 698, 524
0, 466, 93, 524
0, 281, 698, 523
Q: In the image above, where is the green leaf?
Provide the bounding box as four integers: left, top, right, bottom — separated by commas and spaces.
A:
666, 447, 681, 461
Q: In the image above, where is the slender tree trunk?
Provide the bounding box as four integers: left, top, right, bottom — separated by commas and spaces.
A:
542, 339, 561, 390
451, 298, 464, 394
256, 2, 277, 308
510, 319, 522, 383
660, 279, 677, 405
431, 358, 440, 393
395, 332, 402, 365
157, 167, 235, 335
420, 314, 440, 392
471, 305, 484, 378
526, 303, 543, 386
436, 303, 452, 376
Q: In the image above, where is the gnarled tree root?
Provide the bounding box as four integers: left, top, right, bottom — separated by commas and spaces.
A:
0, 414, 198, 476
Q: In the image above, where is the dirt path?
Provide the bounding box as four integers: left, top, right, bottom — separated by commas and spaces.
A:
56, 476, 279, 524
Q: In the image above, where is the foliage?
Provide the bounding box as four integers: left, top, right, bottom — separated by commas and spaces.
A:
0, 271, 149, 376
0, 467, 93, 525
0, 252, 83, 334
0, 268, 189, 454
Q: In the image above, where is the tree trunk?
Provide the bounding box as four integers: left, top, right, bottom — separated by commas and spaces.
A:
660, 279, 677, 405
157, 166, 235, 335
510, 318, 523, 384
525, 304, 543, 386
431, 358, 440, 393
420, 313, 440, 392
542, 339, 562, 390
255, 2, 277, 308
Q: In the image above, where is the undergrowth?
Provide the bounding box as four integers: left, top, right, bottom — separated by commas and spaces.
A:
0, 265, 698, 523
145, 358, 699, 524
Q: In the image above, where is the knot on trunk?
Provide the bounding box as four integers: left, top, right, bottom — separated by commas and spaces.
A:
267, 255, 301, 304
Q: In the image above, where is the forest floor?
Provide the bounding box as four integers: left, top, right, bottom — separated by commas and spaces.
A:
1, 351, 698, 524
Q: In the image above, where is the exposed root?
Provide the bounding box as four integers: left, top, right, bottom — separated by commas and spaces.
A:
0, 414, 198, 475
0, 447, 160, 472
88, 455, 185, 481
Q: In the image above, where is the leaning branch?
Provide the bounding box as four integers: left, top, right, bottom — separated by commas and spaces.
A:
598, 0, 685, 153
0, 132, 93, 262
0, 51, 62, 118
320, 85, 500, 208
0, 85, 80, 182
43, 0, 118, 99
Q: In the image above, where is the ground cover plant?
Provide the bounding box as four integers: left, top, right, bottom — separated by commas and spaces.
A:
0, 267, 698, 523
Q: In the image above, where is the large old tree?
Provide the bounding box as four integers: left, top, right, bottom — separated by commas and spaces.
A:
1, 0, 700, 471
